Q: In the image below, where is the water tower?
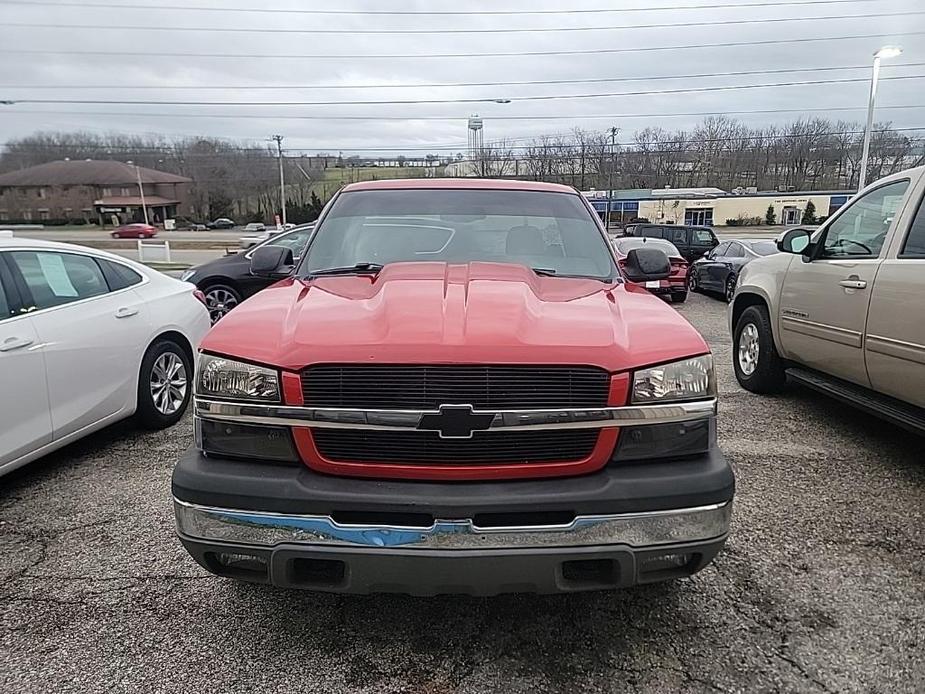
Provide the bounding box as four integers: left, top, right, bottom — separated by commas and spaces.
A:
467, 115, 484, 158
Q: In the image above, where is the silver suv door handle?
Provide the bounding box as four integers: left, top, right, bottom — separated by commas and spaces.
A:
0, 337, 34, 352
115, 307, 139, 318
839, 278, 867, 289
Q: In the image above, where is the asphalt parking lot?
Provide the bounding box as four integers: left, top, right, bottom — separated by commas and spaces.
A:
1, 292, 923, 694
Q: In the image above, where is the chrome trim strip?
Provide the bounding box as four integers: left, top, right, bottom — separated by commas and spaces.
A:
781, 316, 862, 348
866, 334, 925, 366
174, 499, 731, 550
194, 397, 717, 432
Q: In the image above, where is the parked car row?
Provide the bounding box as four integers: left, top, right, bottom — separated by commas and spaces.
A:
8, 168, 924, 599
610, 233, 779, 304
622, 223, 719, 262
0, 232, 210, 476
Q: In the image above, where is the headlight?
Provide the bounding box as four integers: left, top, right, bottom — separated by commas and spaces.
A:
632, 354, 715, 404
179, 269, 195, 282
197, 354, 280, 402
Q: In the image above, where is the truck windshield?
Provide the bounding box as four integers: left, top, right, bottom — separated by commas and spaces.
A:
301, 189, 616, 280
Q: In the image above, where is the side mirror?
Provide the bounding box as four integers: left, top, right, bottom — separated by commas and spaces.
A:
711, 237, 720, 247
250, 245, 294, 278
777, 228, 812, 255
622, 247, 671, 283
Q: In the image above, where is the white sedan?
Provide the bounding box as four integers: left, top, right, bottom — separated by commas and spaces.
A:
0, 234, 211, 476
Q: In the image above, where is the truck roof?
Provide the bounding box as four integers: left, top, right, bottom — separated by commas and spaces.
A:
342, 178, 578, 194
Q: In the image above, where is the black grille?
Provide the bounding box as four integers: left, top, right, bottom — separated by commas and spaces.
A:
302, 365, 610, 409
312, 429, 599, 465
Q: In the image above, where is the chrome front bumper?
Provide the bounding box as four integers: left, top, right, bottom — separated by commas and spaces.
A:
174, 498, 731, 551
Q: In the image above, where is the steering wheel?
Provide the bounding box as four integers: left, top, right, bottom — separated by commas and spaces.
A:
830, 238, 872, 255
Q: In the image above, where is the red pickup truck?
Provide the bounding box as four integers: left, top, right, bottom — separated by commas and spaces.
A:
172, 179, 733, 595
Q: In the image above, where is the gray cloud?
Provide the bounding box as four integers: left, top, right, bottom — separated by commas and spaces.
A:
0, 0, 922, 152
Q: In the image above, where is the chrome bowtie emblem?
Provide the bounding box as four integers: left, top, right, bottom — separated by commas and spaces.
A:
417, 404, 495, 439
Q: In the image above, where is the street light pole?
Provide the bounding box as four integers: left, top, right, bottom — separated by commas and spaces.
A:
858, 45, 902, 190
272, 134, 286, 226
605, 126, 617, 231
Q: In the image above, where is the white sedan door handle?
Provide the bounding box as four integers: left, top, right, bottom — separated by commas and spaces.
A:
839, 278, 867, 290
0, 336, 34, 352
115, 307, 139, 319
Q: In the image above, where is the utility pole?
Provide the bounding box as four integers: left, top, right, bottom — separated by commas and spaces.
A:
272, 134, 286, 226
605, 126, 617, 231
128, 161, 149, 225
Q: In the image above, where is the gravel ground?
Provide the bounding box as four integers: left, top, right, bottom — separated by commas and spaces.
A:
1, 292, 923, 694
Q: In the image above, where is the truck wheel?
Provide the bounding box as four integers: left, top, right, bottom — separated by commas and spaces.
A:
136, 339, 192, 429
733, 305, 787, 393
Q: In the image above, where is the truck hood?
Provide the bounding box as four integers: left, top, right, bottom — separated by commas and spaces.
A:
202, 262, 708, 372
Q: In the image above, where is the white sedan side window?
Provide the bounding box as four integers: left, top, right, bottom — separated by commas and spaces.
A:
0, 266, 10, 320
10, 251, 109, 310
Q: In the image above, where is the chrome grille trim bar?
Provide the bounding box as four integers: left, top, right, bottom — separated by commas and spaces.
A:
194, 397, 716, 432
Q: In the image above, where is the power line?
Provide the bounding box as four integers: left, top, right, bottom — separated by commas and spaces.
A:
7, 75, 923, 107
5, 62, 924, 92
0, 0, 895, 16
4, 104, 924, 122
6, 75, 923, 108
4, 30, 924, 60
8, 10, 922, 35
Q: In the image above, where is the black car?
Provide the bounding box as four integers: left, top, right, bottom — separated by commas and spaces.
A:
180, 224, 315, 322
688, 238, 779, 302
206, 218, 236, 230
622, 224, 718, 262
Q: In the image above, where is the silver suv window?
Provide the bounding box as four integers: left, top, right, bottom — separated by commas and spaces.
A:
821, 180, 910, 258
900, 195, 925, 258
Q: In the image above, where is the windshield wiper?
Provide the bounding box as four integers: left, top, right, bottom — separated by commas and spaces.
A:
531, 267, 558, 276
308, 262, 384, 277
531, 267, 612, 282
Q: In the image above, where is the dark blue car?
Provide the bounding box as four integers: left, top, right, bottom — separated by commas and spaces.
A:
688, 238, 778, 302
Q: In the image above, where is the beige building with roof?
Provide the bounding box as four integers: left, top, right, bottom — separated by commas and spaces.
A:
0, 159, 192, 226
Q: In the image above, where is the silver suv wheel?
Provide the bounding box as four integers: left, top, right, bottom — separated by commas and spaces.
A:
737, 323, 760, 376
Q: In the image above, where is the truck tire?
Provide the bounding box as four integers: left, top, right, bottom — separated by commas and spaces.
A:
733, 305, 787, 393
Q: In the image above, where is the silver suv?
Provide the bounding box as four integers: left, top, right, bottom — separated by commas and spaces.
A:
730, 166, 925, 432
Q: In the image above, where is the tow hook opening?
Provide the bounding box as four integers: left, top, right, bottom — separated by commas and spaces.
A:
289, 557, 347, 588
559, 558, 619, 588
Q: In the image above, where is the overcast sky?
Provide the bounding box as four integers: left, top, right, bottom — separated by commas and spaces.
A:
0, 0, 923, 155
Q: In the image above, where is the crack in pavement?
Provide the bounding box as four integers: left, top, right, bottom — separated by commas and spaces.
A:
711, 556, 835, 693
